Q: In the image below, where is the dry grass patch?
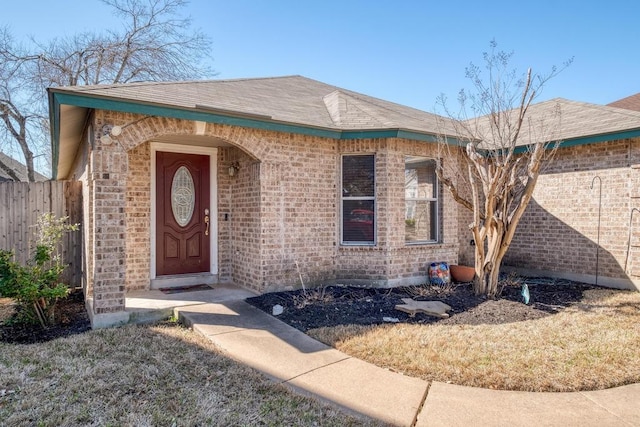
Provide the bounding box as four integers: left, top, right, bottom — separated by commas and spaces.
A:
0, 322, 383, 426
308, 288, 640, 392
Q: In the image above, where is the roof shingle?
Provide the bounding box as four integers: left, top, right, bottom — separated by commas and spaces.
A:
51, 75, 454, 135
607, 93, 640, 111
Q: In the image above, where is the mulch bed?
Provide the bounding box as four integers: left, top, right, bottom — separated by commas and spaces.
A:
0, 290, 91, 344
1, 277, 595, 343
246, 278, 594, 332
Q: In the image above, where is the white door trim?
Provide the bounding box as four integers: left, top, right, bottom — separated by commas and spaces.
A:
150, 142, 218, 280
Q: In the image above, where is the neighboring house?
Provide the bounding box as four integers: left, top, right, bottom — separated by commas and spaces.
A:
464, 98, 640, 290
0, 152, 48, 182
607, 93, 640, 111
47, 76, 640, 328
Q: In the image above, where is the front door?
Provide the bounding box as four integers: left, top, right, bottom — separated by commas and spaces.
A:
156, 151, 210, 276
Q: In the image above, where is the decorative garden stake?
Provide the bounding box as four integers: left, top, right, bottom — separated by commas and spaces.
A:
521, 284, 530, 305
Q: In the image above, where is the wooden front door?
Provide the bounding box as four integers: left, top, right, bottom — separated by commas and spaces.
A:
156, 151, 210, 276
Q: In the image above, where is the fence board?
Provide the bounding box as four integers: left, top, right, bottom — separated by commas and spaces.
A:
0, 181, 83, 288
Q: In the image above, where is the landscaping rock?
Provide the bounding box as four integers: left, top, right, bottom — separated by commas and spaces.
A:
395, 299, 451, 318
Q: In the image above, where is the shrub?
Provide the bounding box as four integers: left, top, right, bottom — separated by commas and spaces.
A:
0, 213, 78, 327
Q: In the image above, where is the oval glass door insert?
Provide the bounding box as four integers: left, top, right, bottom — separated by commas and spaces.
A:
171, 166, 195, 227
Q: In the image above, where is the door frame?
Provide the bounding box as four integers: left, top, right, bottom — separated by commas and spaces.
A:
150, 142, 218, 280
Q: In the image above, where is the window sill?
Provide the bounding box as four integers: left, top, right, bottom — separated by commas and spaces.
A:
405, 241, 440, 246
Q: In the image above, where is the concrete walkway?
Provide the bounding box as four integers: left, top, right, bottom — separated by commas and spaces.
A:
128, 287, 640, 426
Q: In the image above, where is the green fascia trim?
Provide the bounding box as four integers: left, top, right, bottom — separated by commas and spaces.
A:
511, 129, 640, 154
397, 130, 440, 143
52, 92, 640, 173
53, 93, 341, 139
340, 129, 442, 143
50, 92, 450, 146
559, 129, 640, 147
340, 129, 403, 139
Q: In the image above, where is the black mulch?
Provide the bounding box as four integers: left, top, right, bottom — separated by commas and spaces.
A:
0, 277, 596, 343
0, 290, 91, 344
246, 278, 595, 332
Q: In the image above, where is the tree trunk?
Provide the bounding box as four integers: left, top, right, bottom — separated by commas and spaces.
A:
473, 225, 505, 298
475, 257, 502, 297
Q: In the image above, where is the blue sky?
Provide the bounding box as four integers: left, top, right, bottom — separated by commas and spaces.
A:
3, 0, 639, 113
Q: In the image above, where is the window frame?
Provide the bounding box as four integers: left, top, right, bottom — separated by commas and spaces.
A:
341, 154, 376, 246
404, 156, 440, 245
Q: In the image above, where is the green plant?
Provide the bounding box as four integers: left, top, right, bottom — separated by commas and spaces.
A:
0, 213, 78, 327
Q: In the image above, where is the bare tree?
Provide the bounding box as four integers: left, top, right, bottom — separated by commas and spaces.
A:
0, 28, 40, 181
0, 0, 213, 181
436, 42, 571, 297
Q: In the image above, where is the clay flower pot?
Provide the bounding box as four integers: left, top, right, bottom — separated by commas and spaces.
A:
450, 265, 475, 283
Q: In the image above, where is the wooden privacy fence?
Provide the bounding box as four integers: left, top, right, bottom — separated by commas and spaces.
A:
0, 181, 83, 288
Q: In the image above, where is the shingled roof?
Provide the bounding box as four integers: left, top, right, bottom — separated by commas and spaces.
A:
0, 152, 48, 182
50, 75, 452, 134
49, 76, 640, 178
607, 93, 640, 111
468, 98, 640, 148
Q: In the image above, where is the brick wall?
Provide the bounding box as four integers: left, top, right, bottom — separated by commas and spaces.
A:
228, 151, 262, 292
77, 111, 469, 313
258, 134, 338, 291
125, 142, 151, 291
505, 138, 639, 289
90, 112, 128, 314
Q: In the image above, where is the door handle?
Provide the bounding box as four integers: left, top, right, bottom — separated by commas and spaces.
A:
204, 215, 210, 236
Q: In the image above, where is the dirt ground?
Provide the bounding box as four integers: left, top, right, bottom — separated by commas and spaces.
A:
0, 290, 90, 344
246, 277, 593, 332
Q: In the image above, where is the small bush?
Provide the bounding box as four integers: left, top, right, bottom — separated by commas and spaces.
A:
0, 213, 78, 327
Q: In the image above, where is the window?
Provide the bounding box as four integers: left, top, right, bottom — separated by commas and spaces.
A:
405, 156, 439, 243
342, 155, 375, 244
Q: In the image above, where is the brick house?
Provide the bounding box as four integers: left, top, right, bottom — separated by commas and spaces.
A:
0, 152, 48, 182
48, 77, 640, 328
457, 97, 640, 290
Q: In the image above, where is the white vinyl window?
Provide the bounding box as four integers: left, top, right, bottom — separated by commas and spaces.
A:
405, 156, 439, 243
342, 154, 375, 245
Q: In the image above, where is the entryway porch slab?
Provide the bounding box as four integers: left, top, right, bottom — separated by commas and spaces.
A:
125, 283, 257, 325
